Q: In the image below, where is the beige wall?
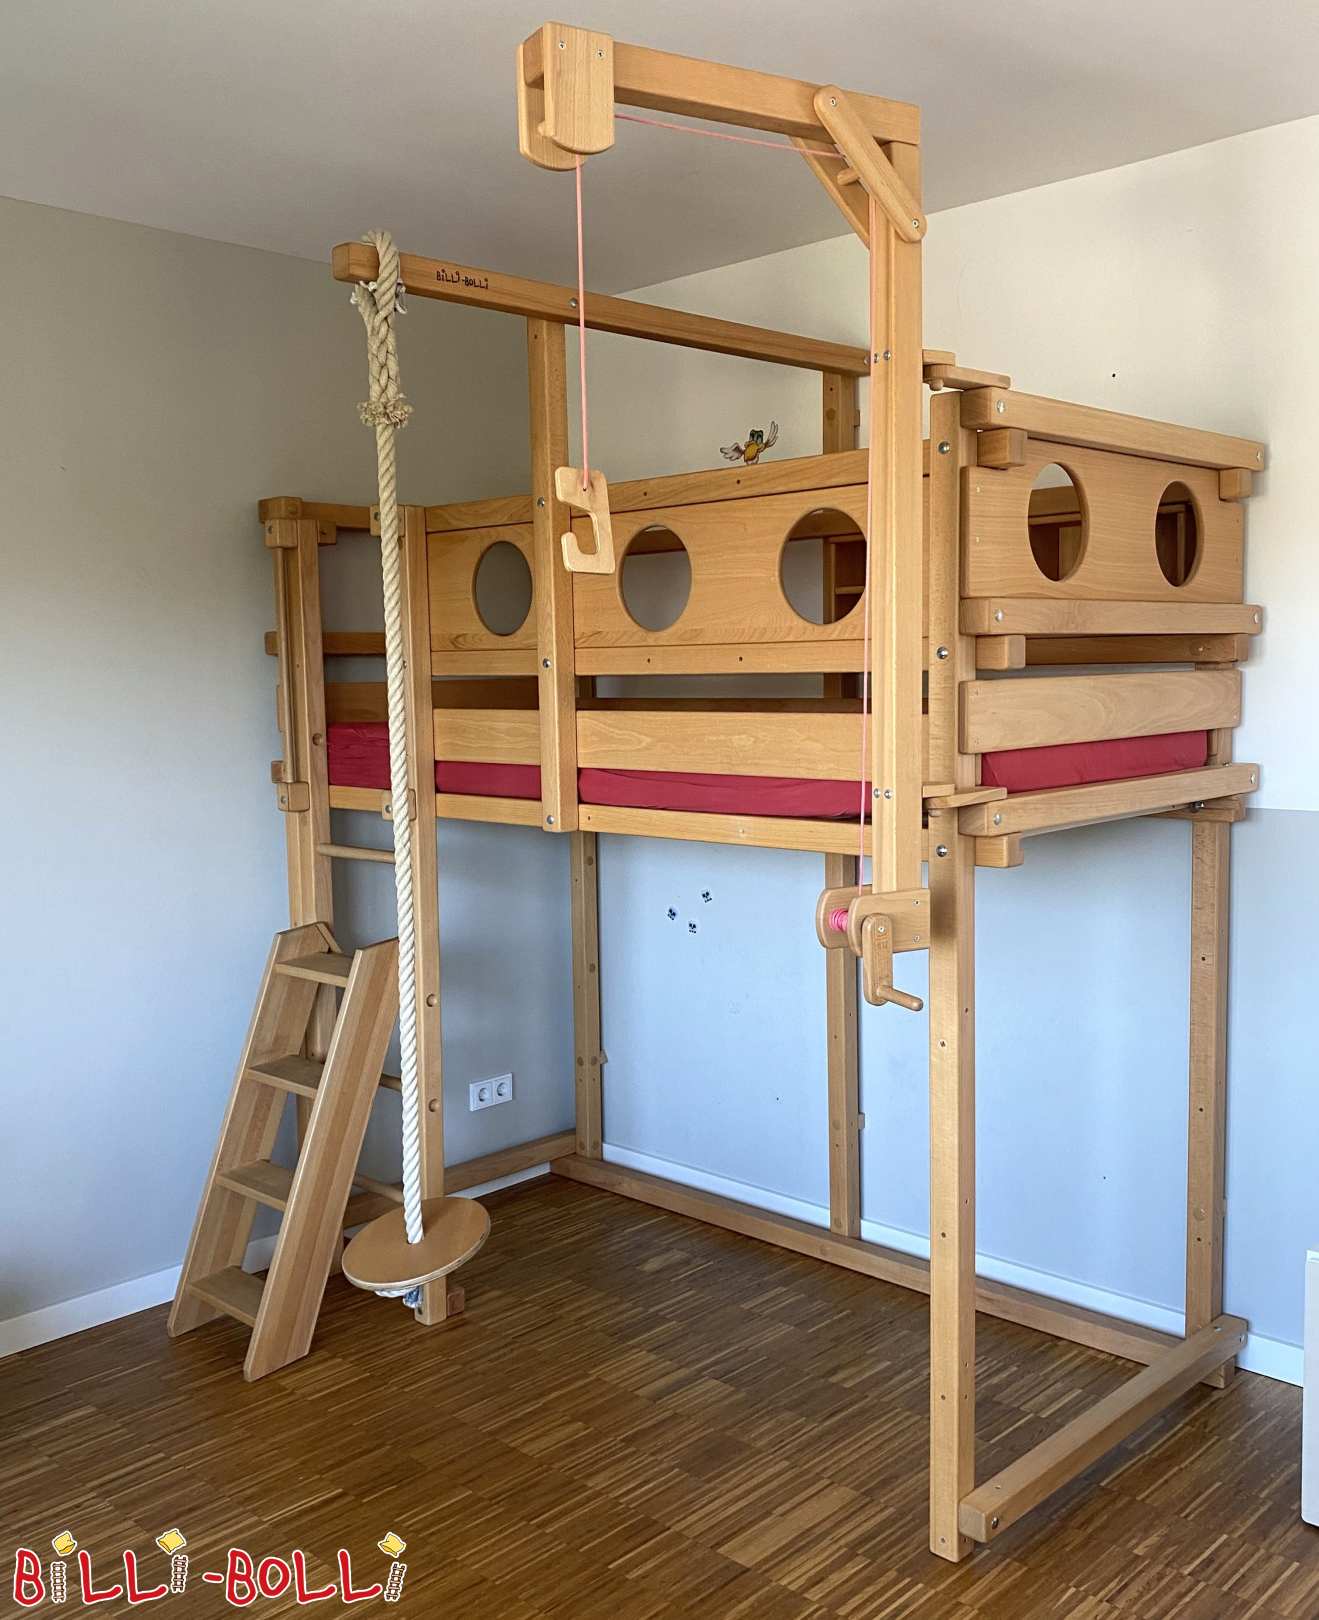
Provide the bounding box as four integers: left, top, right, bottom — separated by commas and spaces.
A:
0, 196, 546, 1331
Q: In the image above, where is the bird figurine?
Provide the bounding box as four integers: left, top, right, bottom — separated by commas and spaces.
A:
720, 421, 779, 465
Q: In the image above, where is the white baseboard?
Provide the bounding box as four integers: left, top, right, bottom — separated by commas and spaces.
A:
0, 1165, 550, 1363
602, 1143, 1302, 1387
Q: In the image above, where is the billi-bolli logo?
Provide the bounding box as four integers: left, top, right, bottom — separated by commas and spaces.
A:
13, 1528, 409, 1606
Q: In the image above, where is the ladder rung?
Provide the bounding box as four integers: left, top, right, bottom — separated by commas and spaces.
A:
246, 1054, 324, 1098
352, 1172, 404, 1204
216, 1160, 295, 1211
276, 951, 353, 986
188, 1266, 265, 1327
247, 1054, 401, 1099
317, 842, 395, 864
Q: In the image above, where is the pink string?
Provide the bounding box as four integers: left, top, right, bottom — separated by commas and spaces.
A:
827, 907, 850, 934
616, 110, 847, 160
856, 194, 878, 871
574, 155, 590, 492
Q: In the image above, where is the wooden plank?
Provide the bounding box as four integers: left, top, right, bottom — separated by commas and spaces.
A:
926, 363, 1011, 392
266, 629, 385, 658
521, 28, 921, 146
551, 1155, 1180, 1367
427, 492, 535, 532
961, 444, 1242, 603
245, 939, 400, 1380
577, 709, 863, 779
528, 318, 577, 831
1187, 820, 1233, 1387
433, 709, 542, 765
975, 427, 1027, 467
576, 641, 873, 676
959, 389, 1265, 472
821, 375, 861, 457
975, 634, 1027, 670
259, 496, 372, 531
959, 669, 1241, 753
539, 22, 614, 154
570, 833, 604, 1159
813, 86, 925, 241
335, 243, 870, 376
825, 852, 860, 1237
188, 1267, 265, 1328
1019, 633, 1250, 666
436, 792, 544, 827
445, 1132, 577, 1193
428, 524, 537, 662
578, 803, 882, 856
960, 763, 1260, 838
964, 599, 1263, 637
329, 785, 389, 814
959, 1315, 1248, 1543
794, 138, 868, 244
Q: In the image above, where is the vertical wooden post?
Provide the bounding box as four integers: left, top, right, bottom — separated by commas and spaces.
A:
926, 389, 977, 1561
527, 318, 579, 833
822, 370, 862, 1237
1187, 818, 1232, 1384
402, 507, 457, 1326
275, 517, 336, 1142
866, 147, 925, 894
570, 832, 603, 1158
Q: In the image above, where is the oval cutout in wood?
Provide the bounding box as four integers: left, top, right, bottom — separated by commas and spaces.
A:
473, 540, 533, 636
619, 526, 692, 631
1155, 480, 1201, 587
780, 507, 866, 625
1028, 464, 1087, 583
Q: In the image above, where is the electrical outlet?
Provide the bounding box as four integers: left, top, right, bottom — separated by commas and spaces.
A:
469, 1074, 514, 1112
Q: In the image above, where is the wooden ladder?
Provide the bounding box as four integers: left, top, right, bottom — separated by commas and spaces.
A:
168, 922, 399, 1380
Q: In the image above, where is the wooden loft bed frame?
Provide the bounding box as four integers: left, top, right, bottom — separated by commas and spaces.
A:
250, 22, 1263, 1562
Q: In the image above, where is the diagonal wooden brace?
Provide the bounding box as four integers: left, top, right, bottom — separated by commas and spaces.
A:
812, 87, 926, 243
556, 466, 616, 573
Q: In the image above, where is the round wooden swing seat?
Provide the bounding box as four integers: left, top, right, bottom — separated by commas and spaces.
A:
342, 1196, 491, 1294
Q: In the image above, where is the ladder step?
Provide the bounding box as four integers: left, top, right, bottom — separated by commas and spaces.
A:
247, 1053, 401, 1099
276, 951, 353, 986
188, 1266, 266, 1327
216, 1160, 295, 1211
246, 1053, 324, 1098
317, 842, 395, 864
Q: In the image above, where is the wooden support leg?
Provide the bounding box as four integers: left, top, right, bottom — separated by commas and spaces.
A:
825, 852, 860, 1236
928, 809, 976, 1561
1187, 819, 1233, 1385
571, 831, 603, 1158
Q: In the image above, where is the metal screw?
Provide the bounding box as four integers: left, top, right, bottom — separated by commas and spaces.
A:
882, 348, 892, 361
558, 38, 566, 47
883, 787, 893, 800
830, 96, 838, 106
596, 47, 604, 57
542, 657, 552, 669
992, 812, 1002, 826
872, 787, 881, 799
876, 923, 886, 934
994, 609, 1005, 622
990, 1516, 1000, 1530
937, 440, 951, 455
995, 399, 1006, 414
935, 844, 948, 858
936, 645, 950, 660
537, 496, 546, 508
911, 218, 920, 230
546, 814, 555, 826
1253, 611, 1261, 624
426, 993, 437, 1007
569, 297, 578, 309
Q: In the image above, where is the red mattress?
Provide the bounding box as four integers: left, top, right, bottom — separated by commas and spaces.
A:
328, 723, 1208, 818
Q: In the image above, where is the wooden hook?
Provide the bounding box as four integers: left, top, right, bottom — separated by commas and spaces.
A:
860, 914, 924, 1011
555, 466, 616, 574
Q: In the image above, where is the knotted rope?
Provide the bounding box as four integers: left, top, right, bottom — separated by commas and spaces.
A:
351, 230, 423, 1286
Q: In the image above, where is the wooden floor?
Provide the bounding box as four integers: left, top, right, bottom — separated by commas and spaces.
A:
4, 1174, 1314, 1618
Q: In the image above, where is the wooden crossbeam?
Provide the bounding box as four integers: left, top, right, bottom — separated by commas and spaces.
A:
959, 1315, 1247, 1543
959, 763, 1260, 838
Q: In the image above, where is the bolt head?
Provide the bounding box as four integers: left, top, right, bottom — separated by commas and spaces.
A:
545, 815, 555, 826
994, 609, 1005, 622
936, 844, 949, 858
882, 348, 893, 361
992, 812, 1002, 826
937, 441, 951, 455
537, 496, 546, 508
883, 787, 893, 800
541, 657, 552, 669
995, 399, 1006, 413
936, 645, 950, 660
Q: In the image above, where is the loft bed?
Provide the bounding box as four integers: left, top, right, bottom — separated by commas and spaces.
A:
175, 20, 1265, 1567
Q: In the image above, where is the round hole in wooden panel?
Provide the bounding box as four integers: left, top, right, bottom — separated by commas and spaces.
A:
619, 526, 691, 631
1155, 481, 1201, 586
473, 540, 533, 636
780, 508, 866, 625
1028, 464, 1087, 582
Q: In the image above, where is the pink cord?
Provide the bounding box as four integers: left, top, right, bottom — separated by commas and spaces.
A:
858, 194, 877, 871
827, 907, 850, 934
574, 155, 590, 491
616, 110, 846, 160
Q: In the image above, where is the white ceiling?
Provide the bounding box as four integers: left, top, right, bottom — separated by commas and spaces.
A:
5, 0, 1319, 293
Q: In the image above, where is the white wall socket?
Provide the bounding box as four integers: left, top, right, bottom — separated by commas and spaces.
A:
469, 1073, 514, 1112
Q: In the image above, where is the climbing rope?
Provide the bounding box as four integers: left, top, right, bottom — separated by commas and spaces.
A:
351, 229, 424, 1281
